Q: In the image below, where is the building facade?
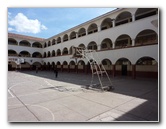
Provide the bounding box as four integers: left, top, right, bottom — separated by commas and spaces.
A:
8, 8, 159, 78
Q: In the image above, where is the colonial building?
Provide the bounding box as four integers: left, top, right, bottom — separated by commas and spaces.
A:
8, 8, 159, 78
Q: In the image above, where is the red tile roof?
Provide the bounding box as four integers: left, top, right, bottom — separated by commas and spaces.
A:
8, 33, 45, 42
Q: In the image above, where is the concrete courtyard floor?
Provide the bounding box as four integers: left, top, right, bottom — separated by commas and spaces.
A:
8, 71, 159, 122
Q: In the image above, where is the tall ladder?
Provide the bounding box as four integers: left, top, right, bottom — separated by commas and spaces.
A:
72, 46, 114, 91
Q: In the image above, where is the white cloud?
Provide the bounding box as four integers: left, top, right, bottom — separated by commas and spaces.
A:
8, 12, 11, 19
8, 13, 47, 34
8, 27, 14, 31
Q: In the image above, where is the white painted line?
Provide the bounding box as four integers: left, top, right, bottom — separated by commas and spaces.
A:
8, 81, 30, 98
8, 89, 15, 98
30, 105, 55, 121
8, 103, 55, 121
8, 81, 30, 91
44, 80, 54, 87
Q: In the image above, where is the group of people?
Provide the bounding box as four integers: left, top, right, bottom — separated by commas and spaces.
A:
35, 66, 58, 78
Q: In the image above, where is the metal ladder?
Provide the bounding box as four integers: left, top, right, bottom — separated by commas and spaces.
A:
72, 47, 114, 91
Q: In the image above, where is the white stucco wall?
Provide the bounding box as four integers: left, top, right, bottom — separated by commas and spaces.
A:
8, 8, 159, 68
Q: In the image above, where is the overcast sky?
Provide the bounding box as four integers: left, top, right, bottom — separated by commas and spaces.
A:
8, 8, 116, 39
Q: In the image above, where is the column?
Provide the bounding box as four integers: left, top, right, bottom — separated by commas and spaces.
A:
98, 26, 101, 32
68, 65, 70, 73
61, 65, 63, 72
132, 14, 135, 22
85, 65, 88, 74
85, 29, 88, 35
112, 42, 115, 49
75, 65, 78, 73
112, 20, 115, 27
132, 39, 135, 46
132, 64, 136, 79
112, 64, 116, 77
97, 44, 101, 51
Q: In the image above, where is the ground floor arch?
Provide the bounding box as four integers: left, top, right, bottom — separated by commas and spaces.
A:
77, 60, 85, 73
69, 60, 76, 72
32, 62, 42, 70
62, 61, 68, 72
56, 61, 61, 71
8, 61, 17, 71
8, 61, 31, 71
115, 58, 132, 76
8, 55, 158, 79
135, 56, 158, 78
101, 59, 112, 74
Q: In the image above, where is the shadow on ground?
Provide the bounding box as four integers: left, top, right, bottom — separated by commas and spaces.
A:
16, 70, 159, 121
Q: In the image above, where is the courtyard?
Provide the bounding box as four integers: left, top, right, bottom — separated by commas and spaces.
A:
8, 71, 159, 122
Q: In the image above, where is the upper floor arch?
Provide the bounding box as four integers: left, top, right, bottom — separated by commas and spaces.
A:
52, 39, 56, 45
78, 28, 86, 37
57, 49, 61, 56
115, 34, 132, 49
62, 47, 69, 55
101, 38, 113, 50
70, 31, 77, 40
57, 37, 61, 44
8, 38, 18, 45
87, 23, 98, 34
135, 29, 158, 46
135, 8, 158, 21
52, 50, 56, 57
63, 34, 69, 42
47, 51, 51, 57
19, 50, 31, 57
115, 11, 132, 26
8, 49, 18, 56
32, 52, 42, 58
78, 43, 86, 49
32, 42, 42, 48
48, 41, 51, 47
19, 40, 31, 47
44, 42, 47, 48
101, 18, 113, 30
87, 41, 98, 50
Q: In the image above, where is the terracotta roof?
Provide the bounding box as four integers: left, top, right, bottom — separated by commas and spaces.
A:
8, 33, 45, 42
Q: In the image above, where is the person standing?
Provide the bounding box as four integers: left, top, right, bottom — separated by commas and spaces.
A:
54, 68, 58, 78
36, 66, 38, 73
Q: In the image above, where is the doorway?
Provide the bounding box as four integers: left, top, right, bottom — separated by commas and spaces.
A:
122, 65, 127, 76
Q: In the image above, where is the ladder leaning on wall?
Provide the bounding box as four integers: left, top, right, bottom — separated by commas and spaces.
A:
71, 46, 114, 91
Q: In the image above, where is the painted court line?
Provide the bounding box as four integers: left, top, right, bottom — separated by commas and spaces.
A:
44, 80, 54, 87
8, 81, 31, 98
8, 103, 55, 121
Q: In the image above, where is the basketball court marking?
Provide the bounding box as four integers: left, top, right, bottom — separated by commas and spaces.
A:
30, 104, 55, 121
44, 80, 54, 87
8, 81, 30, 98
8, 104, 55, 121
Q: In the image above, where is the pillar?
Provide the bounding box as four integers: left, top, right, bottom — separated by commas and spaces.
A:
75, 65, 78, 73
132, 14, 135, 22
85, 30, 88, 35
112, 20, 115, 27
68, 65, 70, 73
30, 65, 32, 70
98, 26, 101, 32
112, 64, 116, 77
85, 65, 88, 74
97, 44, 101, 51
61, 65, 63, 72
132, 64, 136, 79
132, 39, 135, 46
112, 42, 115, 49
76, 32, 78, 38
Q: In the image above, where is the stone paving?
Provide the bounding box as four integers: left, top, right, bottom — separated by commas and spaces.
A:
7, 71, 159, 122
